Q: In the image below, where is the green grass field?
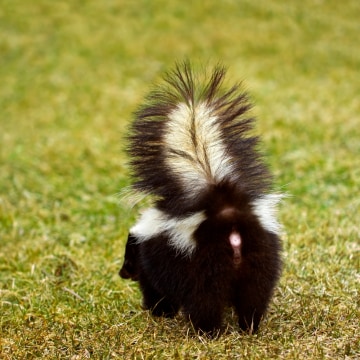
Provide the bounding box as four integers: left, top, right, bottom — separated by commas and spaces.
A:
1, 0, 359, 358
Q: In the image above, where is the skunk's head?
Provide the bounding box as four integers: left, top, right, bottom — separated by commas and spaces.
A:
119, 234, 140, 281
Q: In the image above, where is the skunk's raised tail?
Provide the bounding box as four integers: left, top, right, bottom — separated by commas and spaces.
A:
127, 62, 272, 215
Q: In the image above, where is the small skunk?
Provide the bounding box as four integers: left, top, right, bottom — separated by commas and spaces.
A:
119, 62, 283, 335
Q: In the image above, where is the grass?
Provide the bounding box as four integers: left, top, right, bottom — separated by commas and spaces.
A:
0, 0, 359, 358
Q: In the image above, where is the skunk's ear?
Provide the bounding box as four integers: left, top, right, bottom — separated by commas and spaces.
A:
119, 233, 140, 281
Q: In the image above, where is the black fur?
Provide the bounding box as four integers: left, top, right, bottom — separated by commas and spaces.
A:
119, 233, 140, 281
119, 62, 282, 335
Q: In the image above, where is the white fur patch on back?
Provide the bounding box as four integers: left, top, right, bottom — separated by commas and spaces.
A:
130, 208, 167, 240
251, 194, 284, 235
130, 207, 206, 256
164, 102, 233, 195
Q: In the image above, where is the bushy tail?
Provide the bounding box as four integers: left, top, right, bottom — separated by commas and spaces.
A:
127, 62, 271, 214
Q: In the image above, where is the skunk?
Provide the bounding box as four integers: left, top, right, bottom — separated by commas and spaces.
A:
119, 62, 283, 335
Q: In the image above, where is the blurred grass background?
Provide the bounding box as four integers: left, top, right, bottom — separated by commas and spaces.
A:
0, 0, 359, 358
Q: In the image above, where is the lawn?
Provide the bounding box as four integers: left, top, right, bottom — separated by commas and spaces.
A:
0, 0, 359, 358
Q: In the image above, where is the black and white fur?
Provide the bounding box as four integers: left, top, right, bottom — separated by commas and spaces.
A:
119, 62, 283, 335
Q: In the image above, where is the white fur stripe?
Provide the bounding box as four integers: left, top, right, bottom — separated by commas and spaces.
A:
130, 208, 206, 256
130, 194, 283, 256
130, 208, 167, 240
251, 194, 284, 235
164, 102, 233, 194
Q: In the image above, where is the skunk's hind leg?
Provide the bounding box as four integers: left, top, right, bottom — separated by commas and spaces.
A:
233, 280, 272, 333
235, 302, 264, 333
183, 296, 224, 335
139, 275, 179, 318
